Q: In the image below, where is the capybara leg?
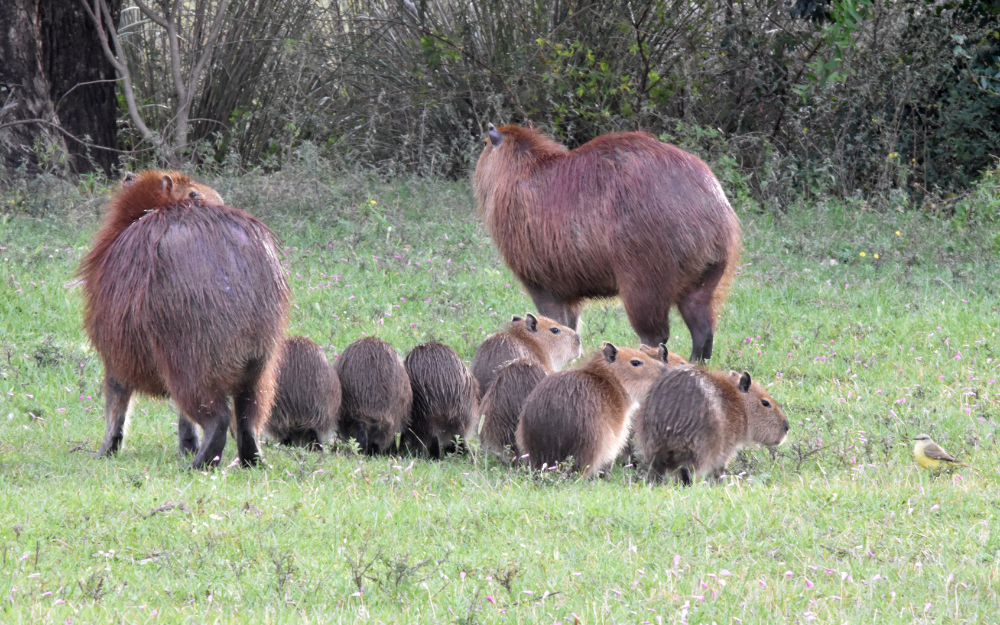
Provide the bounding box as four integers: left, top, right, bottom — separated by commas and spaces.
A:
233, 389, 265, 468
177, 416, 199, 456
679, 262, 727, 362
524, 283, 576, 330
621, 292, 671, 348
307, 430, 324, 453
429, 436, 442, 460
95, 376, 133, 457
191, 412, 229, 469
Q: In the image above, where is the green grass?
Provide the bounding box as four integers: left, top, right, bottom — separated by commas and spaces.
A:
2, 171, 1000, 622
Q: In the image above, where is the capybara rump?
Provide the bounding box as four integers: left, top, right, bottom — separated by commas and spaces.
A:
334, 336, 412, 455
79, 170, 289, 468
403, 341, 479, 458
479, 358, 547, 458
265, 336, 341, 451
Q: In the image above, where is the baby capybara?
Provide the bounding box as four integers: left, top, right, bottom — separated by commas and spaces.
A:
79, 170, 289, 468
474, 124, 741, 362
334, 336, 412, 455
402, 341, 479, 458
634, 366, 789, 486
264, 336, 342, 451
471, 313, 581, 401
515, 343, 667, 477
478, 358, 547, 458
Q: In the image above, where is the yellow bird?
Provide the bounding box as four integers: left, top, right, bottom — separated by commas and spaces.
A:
912, 433, 972, 470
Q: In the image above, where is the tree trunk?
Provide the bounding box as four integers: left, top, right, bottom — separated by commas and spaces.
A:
0, 0, 68, 176
0, 0, 122, 179
40, 0, 122, 175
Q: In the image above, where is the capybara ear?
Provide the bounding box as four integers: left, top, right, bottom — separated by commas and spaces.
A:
658, 343, 669, 363
524, 313, 538, 333
122, 172, 139, 187
160, 174, 174, 196
511, 314, 524, 323
738, 371, 752, 393
603, 342, 619, 363
488, 123, 502, 147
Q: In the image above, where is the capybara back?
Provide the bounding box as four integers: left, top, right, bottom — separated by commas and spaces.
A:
471, 313, 581, 400
79, 170, 289, 468
403, 341, 479, 458
479, 358, 547, 457
515, 343, 666, 477
334, 336, 412, 454
634, 366, 789, 484
266, 336, 341, 450
474, 125, 740, 362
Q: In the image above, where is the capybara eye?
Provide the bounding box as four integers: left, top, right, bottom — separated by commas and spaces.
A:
630, 359, 642, 367
761, 399, 771, 407
550, 327, 560, 334
189, 191, 199, 199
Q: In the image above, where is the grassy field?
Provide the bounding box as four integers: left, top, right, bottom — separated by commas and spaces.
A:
2, 169, 1000, 623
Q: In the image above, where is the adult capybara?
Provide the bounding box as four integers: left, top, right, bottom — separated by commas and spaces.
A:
78, 170, 289, 468
634, 366, 789, 485
474, 124, 741, 362
264, 336, 342, 451
471, 313, 581, 401
478, 358, 547, 458
334, 336, 412, 455
402, 341, 479, 458
515, 343, 667, 477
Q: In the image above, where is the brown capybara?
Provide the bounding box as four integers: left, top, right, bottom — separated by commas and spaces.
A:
515, 343, 667, 477
264, 336, 342, 451
334, 336, 412, 455
619, 343, 689, 466
478, 358, 548, 458
474, 124, 741, 362
78, 169, 289, 468
634, 366, 789, 486
402, 341, 479, 459
471, 313, 581, 401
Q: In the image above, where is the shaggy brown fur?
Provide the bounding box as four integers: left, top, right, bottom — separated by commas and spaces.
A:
474, 124, 741, 362
620, 343, 688, 465
78, 170, 289, 468
334, 336, 412, 455
478, 358, 547, 458
264, 336, 341, 451
515, 343, 667, 477
471, 313, 581, 401
402, 341, 479, 459
634, 366, 789, 485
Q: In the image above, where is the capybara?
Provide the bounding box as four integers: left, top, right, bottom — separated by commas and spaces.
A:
620, 343, 687, 465
264, 336, 342, 451
471, 313, 581, 401
634, 366, 789, 485
334, 336, 412, 455
515, 343, 667, 477
402, 341, 479, 458
478, 358, 548, 458
78, 169, 289, 468
474, 124, 741, 362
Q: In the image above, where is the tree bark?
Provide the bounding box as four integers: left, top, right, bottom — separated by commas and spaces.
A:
0, 0, 121, 179
40, 0, 122, 175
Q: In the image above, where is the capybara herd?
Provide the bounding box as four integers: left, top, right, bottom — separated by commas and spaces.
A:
79, 124, 785, 485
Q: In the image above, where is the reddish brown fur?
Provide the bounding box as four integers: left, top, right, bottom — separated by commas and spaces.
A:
474, 125, 741, 362
402, 341, 479, 459
471, 313, 581, 401
78, 169, 289, 468
478, 358, 547, 458
515, 343, 667, 477
334, 336, 413, 455
264, 336, 342, 451
634, 366, 789, 485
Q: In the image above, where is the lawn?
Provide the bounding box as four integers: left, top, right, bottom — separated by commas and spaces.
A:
1, 170, 999, 623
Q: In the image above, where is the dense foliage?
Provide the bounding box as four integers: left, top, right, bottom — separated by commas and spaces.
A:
98, 0, 1000, 204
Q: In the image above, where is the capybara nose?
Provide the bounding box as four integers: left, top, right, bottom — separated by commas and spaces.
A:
784, 421, 790, 433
